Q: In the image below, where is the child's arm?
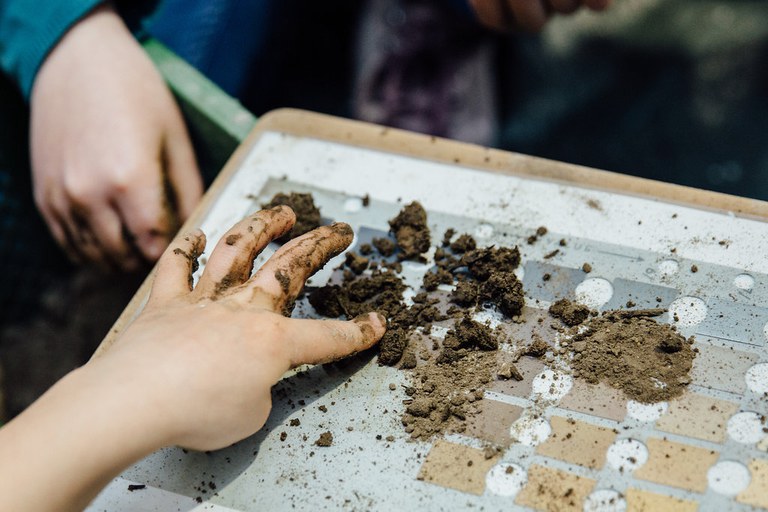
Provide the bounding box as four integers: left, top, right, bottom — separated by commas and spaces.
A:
0, 206, 385, 511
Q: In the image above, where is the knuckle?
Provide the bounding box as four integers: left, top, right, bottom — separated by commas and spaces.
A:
62, 172, 99, 206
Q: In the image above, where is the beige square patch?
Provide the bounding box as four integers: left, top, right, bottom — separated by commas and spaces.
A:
625, 488, 698, 512
690, 343, 758, 394
515, 464, 596, 512
417, 439, 500, 495
634, 437, 718, 492
466, 398, 523, 445
737, 458, 768, 509
559, 380, 627, 422
655, 393, 738, 443
535, 416, 617, 469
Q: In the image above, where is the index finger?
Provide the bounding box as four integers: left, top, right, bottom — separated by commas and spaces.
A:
247, 223, 354, 314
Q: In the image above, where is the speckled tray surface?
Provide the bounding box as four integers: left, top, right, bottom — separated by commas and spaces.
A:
89, 111, 768, 512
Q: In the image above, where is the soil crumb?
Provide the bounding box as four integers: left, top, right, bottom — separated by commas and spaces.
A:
389, 201, 431, 261
549, 299, 591, 326
566, 310, 695, 403
314, 431, 333, 447
263, 192, 321, 242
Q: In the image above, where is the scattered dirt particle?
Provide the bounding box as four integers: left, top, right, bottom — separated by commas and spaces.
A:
524, 337, 549, 357
549, 299, 591, 326
582, 263, 592, 273
497, 362, 524, 381
314, 431, 333, 447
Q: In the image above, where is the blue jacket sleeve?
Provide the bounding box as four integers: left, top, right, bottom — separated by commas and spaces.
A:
0, 0, 104, 99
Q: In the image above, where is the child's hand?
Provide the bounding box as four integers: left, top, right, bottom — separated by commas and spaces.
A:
0, 207, 385, 511
469, 0, 612, 33
90, 206, 386, 451
29, 4, 202, 270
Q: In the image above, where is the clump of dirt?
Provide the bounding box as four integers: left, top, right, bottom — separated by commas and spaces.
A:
263, 192, 321, 242
314, 431, 333, 447
549, 299, 591, 326
450, 234, 476, 253
436, 314, 498, 364
389, 201, 431, 261
563, 309, 695, 403
441, 245, 524, 317
344, 252, 369, 275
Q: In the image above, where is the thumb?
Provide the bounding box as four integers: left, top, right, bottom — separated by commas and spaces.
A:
284, 312, 387, 366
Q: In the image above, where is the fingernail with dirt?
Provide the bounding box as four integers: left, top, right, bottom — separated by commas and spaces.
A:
330, 222, 354, 239
352, 312, 387, 342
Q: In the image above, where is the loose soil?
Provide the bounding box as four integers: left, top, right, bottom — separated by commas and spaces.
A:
557, 307, 695, 403
306, 200, 696, 441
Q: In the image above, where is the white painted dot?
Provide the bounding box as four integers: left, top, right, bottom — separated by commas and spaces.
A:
658, 259, 680, 276
707, 461, 751, 495
402, 288, 416, 307
401, 260, 429, 273
473, 309, 504, 330
485, 463, 526, 497
575, 278, 614, 309
510, 416, 551, 446
734, 273, 755, 290
474, 223, 494, 239
514, 265, 525, 281
531, 369, 573, 402
668, 296, 707, 327
745, 363, 768, 394
343, 197, 363, 213
606, 439, 648, 472
399, 261, 429, 296
727, 411, 768, 444
584, 489, 626, 512
626, 400, 668, 422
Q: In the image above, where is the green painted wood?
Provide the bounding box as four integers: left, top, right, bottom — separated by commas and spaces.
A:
142, 39, 257, 183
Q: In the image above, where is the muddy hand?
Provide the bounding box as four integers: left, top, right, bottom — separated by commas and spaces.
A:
96, 207, 387, 450
30, 4, 201, 270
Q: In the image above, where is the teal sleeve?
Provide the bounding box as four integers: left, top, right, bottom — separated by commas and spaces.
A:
0, 0, 104, 99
